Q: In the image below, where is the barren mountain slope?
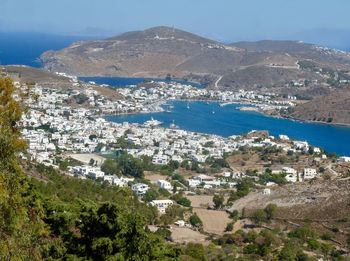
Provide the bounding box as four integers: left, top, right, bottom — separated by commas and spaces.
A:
232, 178, 350, 220
41, 26, 244, 78
41, 27, 350, 93
287, 86, 350, 124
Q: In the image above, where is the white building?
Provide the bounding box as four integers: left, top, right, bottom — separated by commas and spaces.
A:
88, 168, 105, 179
157, 179, 172, 190
339, 156, 350, 163
152, 154, 169, 165
150, 199, 174, 213
187, 179, 201, 188
279, 135, 290, 141
282, 167, 298, 183
263, 188, 271, 195
303, 168, 317, 180
131, 183, 149, 196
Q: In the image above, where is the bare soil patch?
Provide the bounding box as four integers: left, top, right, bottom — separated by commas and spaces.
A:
170, 227, 209, 244
193, 208, 230, 235
67, 153, 105, 166
188, 195, 214, 208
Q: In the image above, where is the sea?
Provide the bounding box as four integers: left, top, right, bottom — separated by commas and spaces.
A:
0, 32, 92, 67
1, 32, 350, 156
79, 76, 205, 88
106, 101, 350, 156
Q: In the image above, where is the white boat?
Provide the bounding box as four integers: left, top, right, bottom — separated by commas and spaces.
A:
186, 103, 190, 109
219, 102, 232, 107
144, 117, 162, 127
170, 120, 179, 129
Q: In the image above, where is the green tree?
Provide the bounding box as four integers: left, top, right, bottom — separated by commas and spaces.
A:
213, 193, 225, 209
278, 240, 308, 261
0, 77, 48, 259
184, 243, 206, 260
225, 222, 234, 232
177, 197, 191, 207
264, 203, 277, 220
76, 202, 173, 260
229, 210, 240, 221
101, 158, 120, 175
189, 213, 203, 228
117, 154, 144, 178
144, 188, 160, 202
288, 226, 318, 242
251, 209, 268, 225
171, 193, 191, 207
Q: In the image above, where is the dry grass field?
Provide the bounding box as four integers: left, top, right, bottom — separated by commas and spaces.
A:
193, 208, 230, 235
170, 227, 209, 244
187, 195, 214, 208
144, 171, 169, 182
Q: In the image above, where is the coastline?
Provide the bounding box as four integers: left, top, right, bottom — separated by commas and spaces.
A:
102, 99, 350, 130
79, 76, 205, 88
100, 99, 252, 118
277, 114, 350, 128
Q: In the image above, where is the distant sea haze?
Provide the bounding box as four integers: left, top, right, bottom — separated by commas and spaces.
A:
0, 32, 91, 67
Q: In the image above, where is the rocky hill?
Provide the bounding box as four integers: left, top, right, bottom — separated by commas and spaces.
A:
41, 26, 243, 80
2, 65, 122, 100
286, 86, 350, 125
232, 177, 350, 220
41, 26, 350, 95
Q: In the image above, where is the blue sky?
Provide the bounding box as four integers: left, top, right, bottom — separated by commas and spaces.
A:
1, 0, 350, 44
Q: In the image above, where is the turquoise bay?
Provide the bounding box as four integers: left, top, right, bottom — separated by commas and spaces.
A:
106, 100, 350, 156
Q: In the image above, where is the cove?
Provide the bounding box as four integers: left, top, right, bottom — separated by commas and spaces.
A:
79, 76, 205, 88
106, 100, 350, 156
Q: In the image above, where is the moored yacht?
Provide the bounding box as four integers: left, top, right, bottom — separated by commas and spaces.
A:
144, 117, 162, 127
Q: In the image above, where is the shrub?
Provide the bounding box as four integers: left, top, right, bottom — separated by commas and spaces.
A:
213, 194, 225, 209
251, 210, 268, 225
321, 232, 332, 241
177, 197, 191, 207
288, 226, 318, 242
307, 239, 321, 250
264, 203, 277, 220
225, 222, 234, 232
189, 213, 203, 228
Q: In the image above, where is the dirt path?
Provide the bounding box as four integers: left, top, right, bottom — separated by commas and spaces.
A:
214, 75, 223, 88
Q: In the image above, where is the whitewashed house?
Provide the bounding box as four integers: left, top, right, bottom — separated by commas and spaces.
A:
187, 178, 201, 188
303, 168, 317, 180
131, 183, 149, 196
263, 188, 271, 195
150, 199, 174, 213
152, 154, 169, 165
339, 156, 350, 163
157, 179, 172, 190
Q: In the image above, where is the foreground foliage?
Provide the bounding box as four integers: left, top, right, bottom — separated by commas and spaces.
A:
0, 78, 178, 260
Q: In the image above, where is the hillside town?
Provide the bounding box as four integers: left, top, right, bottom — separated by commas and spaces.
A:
55, 72, 297, 115
14, 77, 349, 217
3, 1, 350, 259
